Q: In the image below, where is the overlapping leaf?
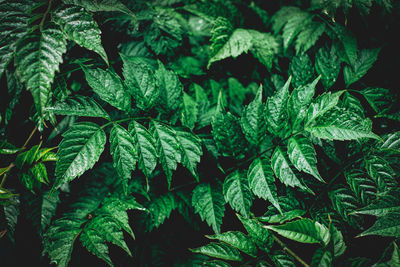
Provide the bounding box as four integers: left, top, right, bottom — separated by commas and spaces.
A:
190, 242, 242, 261
223, 170, 253, 218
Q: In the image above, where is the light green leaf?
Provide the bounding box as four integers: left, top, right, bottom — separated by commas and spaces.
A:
315, 45, 341, 89
223, 170, 253, 218
128, 121, 157, 179
190, 242, 242, 261
121, 54, 159, 110
175, 128, 202, 181
249, 30, 279, 70
287, 135, 323, 182
289, 54, 315, 88
54, 122, 106, 189
236, 214, 273, 246
14, 23, 67, 116
46, 96, 110, 120
358, 212, 400, 238
344, 48, 380, 87
109, 124, 137, 194
306, 91, 344, 126
150, 120, 181, 188
311, 248, 333, 267
248, 158, 281, 213
53, 4, 108, 63
192, 183, 225, 233
281, 10, 312, 52
181, 92, 198, 130
207, 231, 257, 257
84, 68, 131, 111
266, 218, 330, 245
241, 85, 266, 145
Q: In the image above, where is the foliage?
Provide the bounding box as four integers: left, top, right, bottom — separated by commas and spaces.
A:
1, 0, 399, 266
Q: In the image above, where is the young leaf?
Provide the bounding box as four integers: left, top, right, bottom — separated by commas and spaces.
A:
175, 128, 202, 181
109, 124, 137, 193
206, 231, 257, 257
54, 122, 106, 189
223, 170, 254, 218
14, 23, 67, 116
46, 96, 110, 120
181, 92, 198, 130
266, 218, 330, 245
357, 212, 400, 238
150, 120, 181, 188
84, 68, 131, 112
241, 85, 266, 145
190, 242, 242, 261
344, 48, 380, 87
128, 121, 157, 179
287, 135, 323, 182
121, 54, 159, 110
315, 45, 341, 89
247, 157, 281, 213
192, 183, 225, 234
52, 4, 108, 63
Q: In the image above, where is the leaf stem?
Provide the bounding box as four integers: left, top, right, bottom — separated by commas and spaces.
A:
272, 234, 311, 267
22, 127, 38, 149
39, 0, 53, 29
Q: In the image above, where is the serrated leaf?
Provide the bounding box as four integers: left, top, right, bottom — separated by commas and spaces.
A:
150, 120, 181, 188
128, 121, 157, 179
223, 170, 253, 218
14, 23, 67, 116
241, 85, 266, 145
305, 108, 380, 141
62, 0, 133, 14
287, 135, 323, 182
3, 196, 19, 239
155, 60, 182, 113
333, 24, 357, 65
281, 11, 312, 52
236, 214, 273, 246
266, 218, 330, 245
181, 92, 198, 130
306, 91, 344, 126
190, 242, 242, 261
121, 54, 159, 110
352, 189, 400, 216
315, 45, 341, 89
344, 48, 380, 87
54, 122, 106, 189
358, 212, 400, 238
249, 30, 279, 70
289, 54, 315, 88
295, 21, 325, 54
345, 169, 376, 206
248, 158, 281, 213
365, 156, 397, 192
84, 68, 131, 111
360, 87, 393, 114
53, 4, 108, 63
148, 192, 177, 230
46, 96, 110, 120
259, 196, 305, 224
311, 248, 333, 267
175, 128, 202, 181
330, 224, 346, 258
271, 251, 297, 267
109, 124, 137, 194
271, 146, 310, 192
265, 76, 291, 137
329, 187, 362, 227
192, 183, 225, 233
207, 231, 257, 257
80, 229, 113, 266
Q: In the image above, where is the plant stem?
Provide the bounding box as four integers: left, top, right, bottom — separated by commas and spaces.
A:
22, 127, 38, 149
272, 234, 311, 267
39, 0, 53, 28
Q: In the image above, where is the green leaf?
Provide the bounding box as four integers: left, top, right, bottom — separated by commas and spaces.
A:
52, 4, 108, 63
249, 31, 279, 70
247, 158, 281, 213
333, 24, 357, 65
223, 170, 253, 218
206, 231, 257, 257
271, 251, 297, 267
54, 122, 106, 189
315, 45, 341, 89
287, 135, 323, 182
289, 54, 315, 88
344, 48, 380, 87
365, 156, 397, 192
259, 196, 305, 224
83, 68, 131, 111
155, 60, 183, 113
352, 189, 400, 216
150, 120, 181, 188
236, 214, 273, 246
295, 21, 325, 54
3, 196, 20, 240
27, 190, 60, 234
359, 87, 393, 114
109, 124, 137, 194
209, 17, 234, 57
192, 183, 225, 233
14, 23, 67, 116
46, 95, 110, 120
62, 0, 133, 14
190, 242, 242, 261
121, 54, 159, 110
265, 76, 291, 137
345, 169, 376, 206
329, 187, 362, 227
311, 248, 333, 267
148, 192, 177, 230
357, 212, 400, 238
241, 85, 266, 145
266, 218, 330, 245
281, 10, 312, 52
175, 128, 202, 181
306, 91, 344, 126
80, 229, 113, 266
181, 92, 198, 130
331, 225, 346, 258
305, 108, 380, 141
128, 121, 157, 179
271, 146, 310, 192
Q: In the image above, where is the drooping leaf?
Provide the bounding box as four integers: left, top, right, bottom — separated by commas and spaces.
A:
14, 23, 67, 116
358, 212, 400, 238
128, 121, 157, 179
192, 183, 225, 233
46, 96, 110, 120
80, 229, 113, 266
223, 170, 253, 218
206, 231, 257, 257
148, 192, 177, 230
247, 157, 281, 213
150, 120, 181, 188
181, 92, 198, 130
249, 30, 279, 70
315, 45, 341, 89
344, 48, 380, 87
295, 21, 325, 54
266, 218, 330, 245
83, 68, 131, 111
280, 9, 312, 52
3, 196, 20, 240
359, 87, 393, 114
175, 128, 202, 181
52, 4, 108, 63
54, 122, 106, 189
190, 242, 242, 262
287, 135, 323, 182
109, 124, 137, 193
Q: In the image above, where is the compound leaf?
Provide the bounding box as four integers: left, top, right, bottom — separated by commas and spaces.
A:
223, 170, 253, 218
